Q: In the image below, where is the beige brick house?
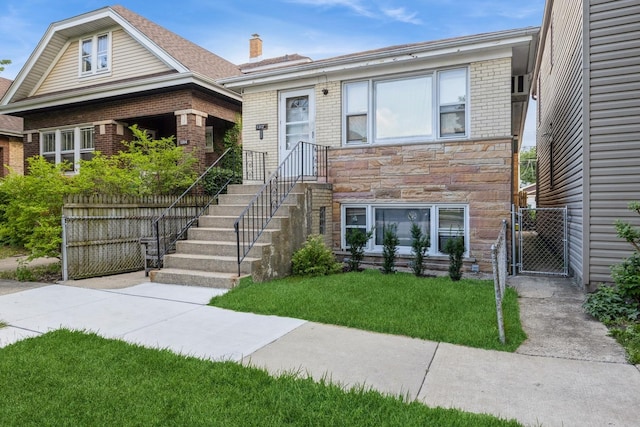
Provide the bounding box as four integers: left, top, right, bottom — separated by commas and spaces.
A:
222, 28, 540, 274
0, 5, 242, 174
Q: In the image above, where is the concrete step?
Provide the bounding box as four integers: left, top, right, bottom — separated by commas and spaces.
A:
175, 240, 269, 257
218, 191, 303, 206
206, 204, 292, 218
197, 215, 286, 229
162, 252, 258, 275
150, 268, 242, 289
188, 227, 279, 243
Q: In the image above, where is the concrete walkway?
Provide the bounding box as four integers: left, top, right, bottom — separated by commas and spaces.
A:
0, 273, 639, 426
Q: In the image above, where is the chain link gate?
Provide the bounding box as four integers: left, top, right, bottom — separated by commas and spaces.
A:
512, 206, 568, 276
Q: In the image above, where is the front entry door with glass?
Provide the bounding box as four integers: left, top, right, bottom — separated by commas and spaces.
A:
279, 88, 315, 175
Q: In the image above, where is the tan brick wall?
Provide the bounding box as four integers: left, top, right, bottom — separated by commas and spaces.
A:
470, 57, 512, 139
242, 91, 278, 180
328, 139, 512, 272
314, 81, 342, 148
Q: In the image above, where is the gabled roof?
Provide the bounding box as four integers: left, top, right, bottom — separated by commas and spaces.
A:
0, 78, 23, 136
0, 5, 241, 113
239, 54, 312, 73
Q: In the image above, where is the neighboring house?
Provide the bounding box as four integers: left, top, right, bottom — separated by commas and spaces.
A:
221, 28, 540, 274
0, 5, 242, 174
532, 0, 640, 289
0, 78, 23, 177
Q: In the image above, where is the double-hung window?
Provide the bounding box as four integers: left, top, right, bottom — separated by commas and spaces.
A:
342, 204, 468, 256
343, 67, 468, 145
80, 33, 110, 75
40, 126, 95, 172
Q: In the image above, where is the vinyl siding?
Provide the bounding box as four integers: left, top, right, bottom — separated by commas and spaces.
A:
536, 0, 585, 284
588, 0, 640, 283
35, 28, 171, 96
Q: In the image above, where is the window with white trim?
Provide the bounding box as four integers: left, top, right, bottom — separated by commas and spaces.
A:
342, 204, 468, 256
80, 33, 110, 75
40, 126, 95, 172
342, 67, 468, 145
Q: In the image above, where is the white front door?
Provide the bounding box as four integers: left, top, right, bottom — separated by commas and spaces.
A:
279, 88, 315, 173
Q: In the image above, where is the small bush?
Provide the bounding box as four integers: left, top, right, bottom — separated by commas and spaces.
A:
292, 235, 342, 277
583, 285, 639, 325
444, 234, 465, 281
610, 323, 640, 364
345, 228, 373, 272
410, 222, 429, 277
381, 223, 399, 274
611, 252, 640, 305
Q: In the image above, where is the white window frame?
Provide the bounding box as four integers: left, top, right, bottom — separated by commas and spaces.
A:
342, 67, 469, 146
79, 32, 112, 76
39, 125, 95, 173
341, 203, 469, 256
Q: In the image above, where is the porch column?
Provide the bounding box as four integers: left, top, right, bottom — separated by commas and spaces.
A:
174, 109, 209, 173
94, 120, 128, 157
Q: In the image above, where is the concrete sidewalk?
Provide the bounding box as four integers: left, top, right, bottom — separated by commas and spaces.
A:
0, 275, 639, 426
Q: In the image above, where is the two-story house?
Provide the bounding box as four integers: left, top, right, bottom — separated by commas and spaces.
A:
221, 28, 540, 275
0, 5, 242, 174
533, 0, 640, 289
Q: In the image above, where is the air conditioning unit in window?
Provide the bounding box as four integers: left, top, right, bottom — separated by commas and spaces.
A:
511, 75, 530, 95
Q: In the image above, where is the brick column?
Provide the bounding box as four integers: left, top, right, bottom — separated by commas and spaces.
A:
94, 120, 128, 157
175, 109, 209, 173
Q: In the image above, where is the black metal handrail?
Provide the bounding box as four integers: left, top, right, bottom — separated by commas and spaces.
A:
234, 141, 328, 276
151, 147, 239, 268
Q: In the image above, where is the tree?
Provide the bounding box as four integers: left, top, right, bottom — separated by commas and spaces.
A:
519, 146, 537, 184
0, 59, 10, 73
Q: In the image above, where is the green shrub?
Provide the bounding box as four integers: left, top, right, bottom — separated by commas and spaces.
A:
203, 117, 243, 196
0, 157, 72, 259
381, 223, 399, 274
292, 235, 342, 277
583, 285, 639, 325
410, 222, 429, 277
444, 234, 465, 281
0, 125, 203, 260
610, 323, 640, 364
345, 228, 373, 272
611, 252, 640, 305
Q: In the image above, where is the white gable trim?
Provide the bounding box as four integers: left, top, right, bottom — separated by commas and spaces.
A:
2, 7, 188, 106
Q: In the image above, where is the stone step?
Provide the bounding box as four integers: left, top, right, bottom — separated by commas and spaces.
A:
188, 227, 279, 243
175, 239, 269, 257
150, 268, 242, 289
197, 215, 286, 229
206, 204, 292, 218
218, 191, 303, 206
163, 253, 258, 275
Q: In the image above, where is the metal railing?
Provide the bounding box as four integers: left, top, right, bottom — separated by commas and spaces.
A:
491, 219, 508, 345
243, 150, 267, 183
234, 141, 328, 276
151, 147, 240, 268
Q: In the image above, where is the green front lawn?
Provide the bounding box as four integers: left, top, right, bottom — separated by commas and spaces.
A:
0, 330, 521, 426
210, 270, 526, 351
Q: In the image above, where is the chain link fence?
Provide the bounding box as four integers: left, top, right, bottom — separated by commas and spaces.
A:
518, 207, 568, 276
62, 215, 152, 280
61, 195, 201, 280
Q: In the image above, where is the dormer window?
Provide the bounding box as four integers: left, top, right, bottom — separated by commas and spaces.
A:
80, 33, 110, 75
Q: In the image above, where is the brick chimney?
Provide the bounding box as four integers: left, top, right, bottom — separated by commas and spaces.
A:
249, 34, 262, 62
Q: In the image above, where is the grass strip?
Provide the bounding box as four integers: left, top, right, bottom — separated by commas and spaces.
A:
211, 270, 526, 351
0, 330, 521, 426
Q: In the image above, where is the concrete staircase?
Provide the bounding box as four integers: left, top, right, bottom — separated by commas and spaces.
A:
149, 183, 304, 289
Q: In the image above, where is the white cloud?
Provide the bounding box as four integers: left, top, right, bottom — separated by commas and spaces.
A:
284, 0, 375, 18
382, 7, 422, 24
